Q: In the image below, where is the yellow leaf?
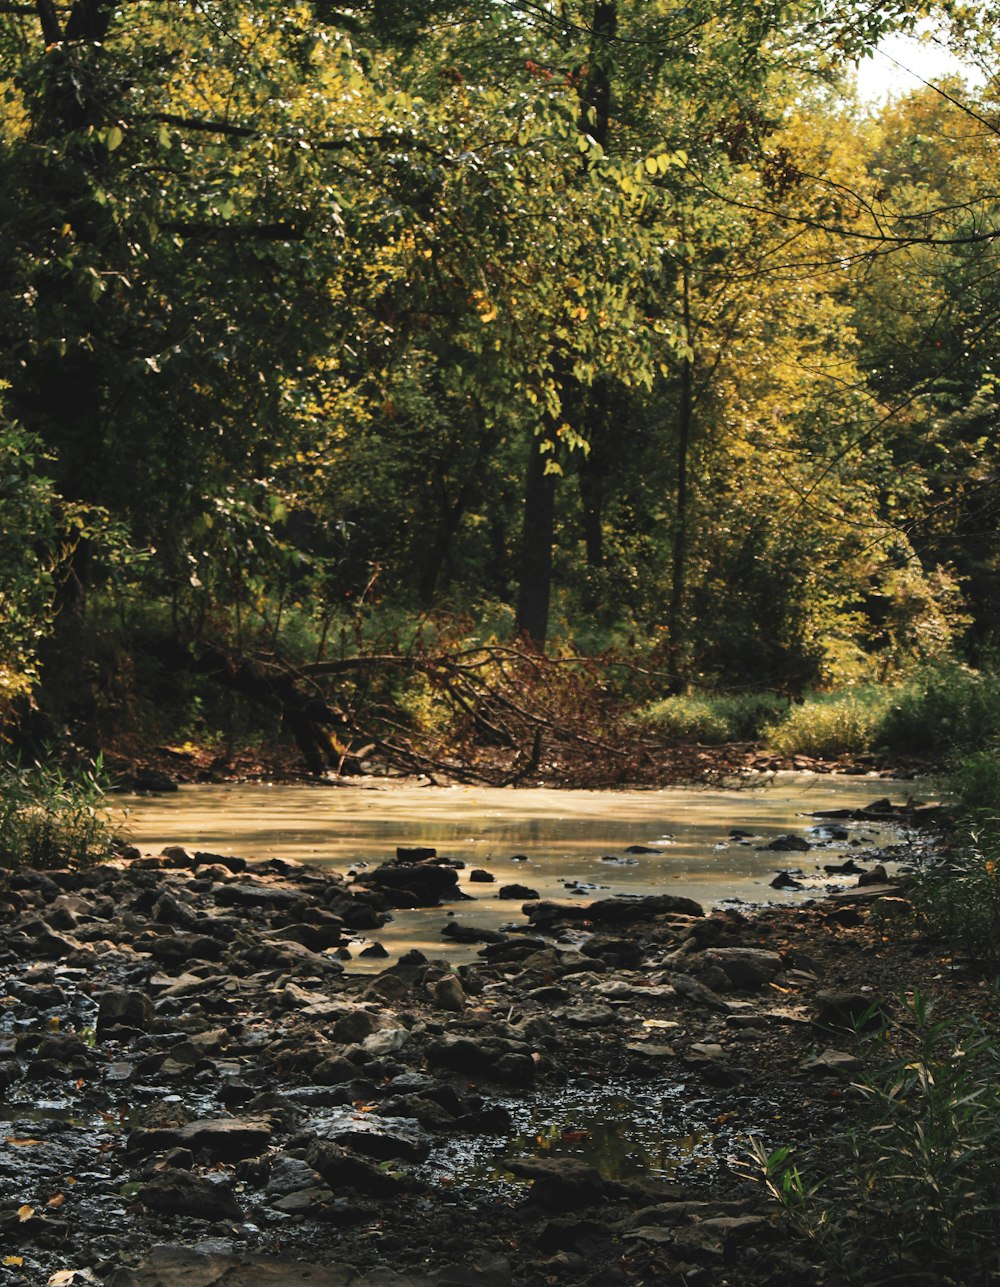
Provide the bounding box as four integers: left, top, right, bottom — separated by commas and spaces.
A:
18, 1204, 35, 1222
644, 155, 658, 174
3, 1256, 24, 1266
47, 1192, 66, 1207
6, 1137, 43, 1146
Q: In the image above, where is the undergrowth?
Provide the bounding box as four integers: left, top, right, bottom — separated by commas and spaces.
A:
750, 993, 1000, 1286
0, 757, 116, 869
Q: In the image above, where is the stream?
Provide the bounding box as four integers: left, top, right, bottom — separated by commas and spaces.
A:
117, 773, 931, 967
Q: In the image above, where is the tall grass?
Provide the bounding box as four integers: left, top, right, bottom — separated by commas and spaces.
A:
631, 691, 789, 744
0, 758, 115, 870
761, 687, 891, 758
751, 994, 1000, 1285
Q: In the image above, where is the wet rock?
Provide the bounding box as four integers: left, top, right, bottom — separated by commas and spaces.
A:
306, 1140, 410, 1197
580, 936, 644, 967
469, 869, 495, 883
828, 883, 903, 902
10, 980, 67, 1009
441, 922, 507, 944
507, 1158, 608, 1210
425, 1034, 535, 1084
365, 863, 465, 907
137, 1171, 242, 1221
128, 1117, 273, 1162
823, 858, 864, 875
770, 870, 804, 890
761, 834, 811, 853
857, 863, 889, 887
497, 884, 540, 900
15, 918, 82, 957
263, 921, 344, 952
328, 1124, 430, 1163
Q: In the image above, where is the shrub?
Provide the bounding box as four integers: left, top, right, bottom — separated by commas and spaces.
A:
0, 758, 116, 870
631, 694, 732, 744
878, 664, 1000, 758
632, 691, 790, 745
750, 994, 1000, 1285
761, 688, 890, 758
709, 691, 791, 741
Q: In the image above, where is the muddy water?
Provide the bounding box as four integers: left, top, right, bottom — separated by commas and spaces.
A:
118, 774, 929, 966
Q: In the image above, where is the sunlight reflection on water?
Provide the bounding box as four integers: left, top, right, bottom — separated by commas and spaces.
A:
118, 773, 929, 966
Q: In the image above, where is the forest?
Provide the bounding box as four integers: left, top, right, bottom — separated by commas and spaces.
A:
1, 0, 999, 781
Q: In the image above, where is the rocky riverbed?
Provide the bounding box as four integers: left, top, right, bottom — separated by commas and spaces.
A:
0, 805, 980, 1287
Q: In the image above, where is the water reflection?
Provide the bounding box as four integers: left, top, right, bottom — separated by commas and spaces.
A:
118, 775, 925, 966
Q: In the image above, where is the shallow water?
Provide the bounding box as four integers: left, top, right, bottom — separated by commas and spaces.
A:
117, 774, 930, 966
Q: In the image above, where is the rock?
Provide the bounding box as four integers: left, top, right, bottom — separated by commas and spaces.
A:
703, 947, 783, 988
396, 846, 437, 860
425, 1035, 534, 1084
857, 863, 889, 886
507, 1158, 607, 1210
137, 1170, 242, 1221
497, 884, 540, 900
441, 922, 507, 944
672, 973, 734, 1014
469, 869, 495, 883
431, 975, 466, 1011
105, 1247, 511, 1287
307, 1140, 409, 1197
761, 834, 811, 852
813, 990, 888, 1032
128, 1117, 273, 1161
97, 987, 153, 1034
804, 1047, 864, 1075
828, 883, 903, 902
134, 768, 179, 793
770, 870, 804, 890
328, 1124, 430, 1163
366, 863, 464, 906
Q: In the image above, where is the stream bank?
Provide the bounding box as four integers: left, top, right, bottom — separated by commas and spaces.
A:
0, 805, 989, 1287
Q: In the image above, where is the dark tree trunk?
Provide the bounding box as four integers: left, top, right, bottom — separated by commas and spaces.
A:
515, 431, 557, 648
668, 266, 693, 691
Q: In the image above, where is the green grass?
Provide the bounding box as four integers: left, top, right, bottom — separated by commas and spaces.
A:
0, 757, 116, 870
632, 691, 789, 745
761, 687, 891, 758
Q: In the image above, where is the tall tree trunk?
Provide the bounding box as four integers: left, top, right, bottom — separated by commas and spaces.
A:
668, 265, 693, 692
515, 430, 557, 648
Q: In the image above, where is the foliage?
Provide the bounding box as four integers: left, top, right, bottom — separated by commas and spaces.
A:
0, 411, 60, 721
750, 993, 1000, 1285
762, 688, 892, 758
0, 758, 116, 870
0, 0, 997, 765
632, 691, 789, 744
878, 664, 1000, 758
910, 835, 1000, 969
